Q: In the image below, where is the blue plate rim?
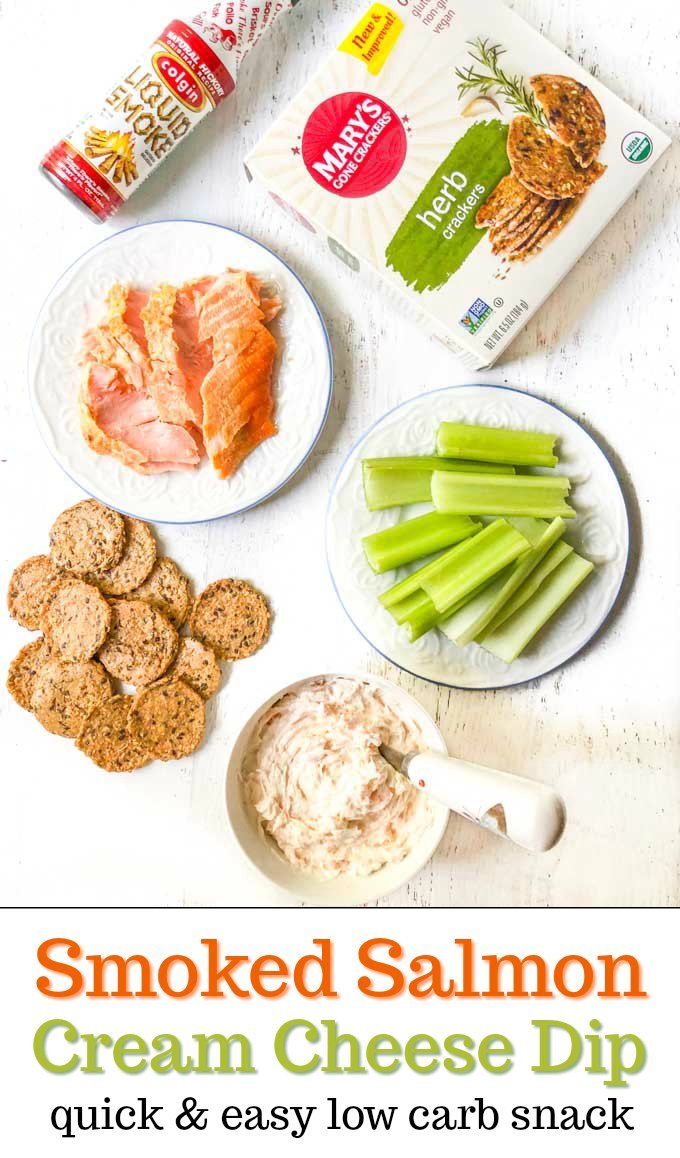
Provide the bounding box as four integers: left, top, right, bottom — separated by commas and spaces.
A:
325, 382, 631, 692
28, 218, 333, 525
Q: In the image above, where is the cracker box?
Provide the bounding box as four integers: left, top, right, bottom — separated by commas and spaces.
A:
246, 0, 670, 367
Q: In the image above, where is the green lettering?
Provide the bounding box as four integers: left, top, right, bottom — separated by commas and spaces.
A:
404, 1034, 439, 1074
194, 1032, 255, 1074
532, 1019, 582, 1074
605, 1033, 646, 1088
113, 1033, 148, 1073
366, 1034, 401, 1074
33, 1019, 80, 1074
274, 1019, 320, 1074
479, 1034, 513, 1073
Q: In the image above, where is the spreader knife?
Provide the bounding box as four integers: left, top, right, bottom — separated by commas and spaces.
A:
379, 743, 566, 853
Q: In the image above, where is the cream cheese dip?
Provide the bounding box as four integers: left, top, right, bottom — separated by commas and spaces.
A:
240, 676, 435, 880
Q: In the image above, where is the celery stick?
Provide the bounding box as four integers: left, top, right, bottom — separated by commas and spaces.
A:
420, 520, 530, 613
506, 516, 550, 546
379, 541, 466, 609
481, 553, 594, 664
443, 518, 567, 646
436, 421, 558, 467
362, 458, 515, 511
431, 470, 574, 519
388, 579, 498, 642
362, 512, 479, 574
363, 462, 431, 509
439, 569, 513, 645
379, 520, 525, 614
400, 592, 442, 641
402, 590, 468, 642
388, 589, 434, 626
363, 456, 516, 472
480, 540, 574, 638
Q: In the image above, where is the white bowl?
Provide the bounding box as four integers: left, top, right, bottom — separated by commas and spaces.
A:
225, 672, 449, 905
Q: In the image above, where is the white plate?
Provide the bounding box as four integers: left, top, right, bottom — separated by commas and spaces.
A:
29, 220, 332, 523
225, 672, 449, 905
326, 385, 629, 690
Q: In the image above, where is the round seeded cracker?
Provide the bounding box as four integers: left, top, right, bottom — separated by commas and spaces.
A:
31, 657, 112, 738
494, 199, 563, 257
475, 174, 538, 229
509, 195, 582, 262
7, 637, 52, 712
98, 599, 178, 685
486, 191, 544, 243
490, 197, 559, 255
77, 694, 149, 772
7, 555, 63, 630
508, 116, 606, 199
165, 637, 221, 700
41, 577, 112, 661
130, 678, 205, 761
49, 500, 125, 576
88, 517, 156, 596
124, 557, 190, 627
189, 578, 270, 661
488, 190, 554, 247
530, 74, 606, 168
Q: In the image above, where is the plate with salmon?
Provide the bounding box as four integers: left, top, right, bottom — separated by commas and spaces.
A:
29, 221, 332, 522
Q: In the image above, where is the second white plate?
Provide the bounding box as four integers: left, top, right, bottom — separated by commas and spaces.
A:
29, 220, 332, 523
326, 385, 629, 690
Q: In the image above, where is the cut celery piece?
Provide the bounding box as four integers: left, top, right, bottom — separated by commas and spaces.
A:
379, 541, 466, 610
436, 421, 558, 467
481, 553, 594, 664
480, 539, 574, 638
400, 591, 445, 641
420, 519, 530, 613
362, 458, 515, 511
387, 578, 498, 642
431, 470, 574, 519
363, 462, 431, 509
362, 512, 479, 574
439, 569, 513, 645
441, 517, 566, 646
363, 456, 516, 472
389, 589, 433, 626
402, 589, 471, 643
506, 516, 550, 546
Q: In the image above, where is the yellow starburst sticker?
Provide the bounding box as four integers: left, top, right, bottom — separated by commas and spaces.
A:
339, 5, 403, 76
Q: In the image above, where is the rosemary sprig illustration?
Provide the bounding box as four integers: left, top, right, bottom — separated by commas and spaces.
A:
456, 38, 548, 129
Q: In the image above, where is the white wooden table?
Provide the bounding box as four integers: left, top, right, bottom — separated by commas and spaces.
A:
1, 0, 679, 907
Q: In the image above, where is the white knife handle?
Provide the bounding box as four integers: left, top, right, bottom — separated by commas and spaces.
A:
406, 752, 566, 853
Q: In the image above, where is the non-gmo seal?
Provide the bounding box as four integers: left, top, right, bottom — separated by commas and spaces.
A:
621, 132, 653, 163
302, 91, 407, 198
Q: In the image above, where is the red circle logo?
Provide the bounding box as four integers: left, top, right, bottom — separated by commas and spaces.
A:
302, 91, 407, 199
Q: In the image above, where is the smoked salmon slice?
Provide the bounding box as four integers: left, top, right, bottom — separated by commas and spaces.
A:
79, 318, 202, 474
200, 325, 278, 478
141, 279, 213, 431
197, 270, 281, 479
77, 268, 282, 480
105, 284, 153, 384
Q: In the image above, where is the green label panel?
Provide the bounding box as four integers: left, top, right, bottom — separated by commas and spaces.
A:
385, 120, 510, 293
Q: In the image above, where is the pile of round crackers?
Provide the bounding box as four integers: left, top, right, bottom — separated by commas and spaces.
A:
476, 74, 607, 262
6, 499, 271, 773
